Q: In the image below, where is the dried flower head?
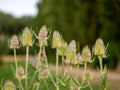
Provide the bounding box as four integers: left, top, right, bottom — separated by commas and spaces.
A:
10, 35, 19, 49
94, 38, 105, 57
4, 80, 15, 90
16, 66, 25, 80
82, 46, 91, 62
52, 31, 62, 48
57, 40, 67, 56
21, 27, 33, 46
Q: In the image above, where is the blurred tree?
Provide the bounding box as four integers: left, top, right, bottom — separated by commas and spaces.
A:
34, 0, 120, 68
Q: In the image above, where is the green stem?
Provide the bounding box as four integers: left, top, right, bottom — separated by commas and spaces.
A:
62, 56, 64, 76
44, 80, 49, 90
18, 80, 24, 90
77, 64, 80, 79
25, 46, 29, 90
79, 62, 87, 90
13, 49, 18, 71
98, 56, 103, 74
88, 81, 92, 90
56, 49, 59, 90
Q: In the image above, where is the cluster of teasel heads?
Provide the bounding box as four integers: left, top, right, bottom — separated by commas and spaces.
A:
2, 25, 109, 90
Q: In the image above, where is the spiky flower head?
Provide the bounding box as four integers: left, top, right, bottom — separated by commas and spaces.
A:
16, 66, 25, 80
57, 40, 67, 56
10, 35, 19, 49
52, 31, 62, 48
67, 40, 76, 53
21, 27, 33, 46
85, 71, 91, 81
94, 38, 105, 58
65, 52, 76, 65
38, 25, 48, 47
75, 53, 83, 65
82, 46, 91, 62
40, 69, 49, 80
70, 80, 79, 90
39, 25, 48, 41
4, 80, 15, 90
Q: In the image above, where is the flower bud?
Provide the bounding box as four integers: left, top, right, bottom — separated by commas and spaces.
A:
94, 38, 105, 57
82, 46, 91, 62
4, 80, 15, 90
16, 66, 25, 80
65, 52, 76, 65
57, 41, 67, 56
21, 27, 33, 46
38, 51, 45, 62
85, 71, 91, 81
10, 35, 19, 49
67, 40, 76, 53
41, 69, 49, 79
39, 25, 48, 41
52, 31, 62, 48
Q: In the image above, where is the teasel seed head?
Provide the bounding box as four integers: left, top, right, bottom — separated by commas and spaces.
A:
82, 46, 91, 62
21, 27, 33, 47
16, 66, 25, 80
10, 35, 19, 49
4, 80, 15, 90
57, 40, 67, 56
94, 38, 106, 58
52, 31, 62, 48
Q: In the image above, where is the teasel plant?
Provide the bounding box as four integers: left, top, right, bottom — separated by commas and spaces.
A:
21, 27, 34, 90
94, 38, 109, 90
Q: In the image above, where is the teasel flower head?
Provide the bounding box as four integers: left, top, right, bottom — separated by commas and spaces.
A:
85, 71, 92, 81
41, 69, 49, 80
75, 52, 83, 65
94, 38, 106, 58
37, 51, 45, 62
10, 35, 19, 49
52, 31, 62, 48
4, 80, 15, 90
16, 66, 25, 80
70, 80, 79, 90
67, 40, 76, 53
57, 40, 67, 56
82, 46, 91, 63
65, 52, 76, 65
38, 25, 48, 47
21, 27, 33, 47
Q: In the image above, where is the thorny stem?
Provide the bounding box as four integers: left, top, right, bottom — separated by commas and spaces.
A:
63, 65, 69, 76
56, 49, 59, 90
13, 49, 18, 71
18, 80, 24, 90
62, 56, 64, 76
88, 81, 92, 90
44, 80, 49, 90
98, 56, 103, 74
79, 62, 87, 90
25, 46, 29, 90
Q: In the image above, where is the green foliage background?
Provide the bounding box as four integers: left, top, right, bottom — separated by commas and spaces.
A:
0, 0, 120, 69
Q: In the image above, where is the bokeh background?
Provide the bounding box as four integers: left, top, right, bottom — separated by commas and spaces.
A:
0, 0, 120, 69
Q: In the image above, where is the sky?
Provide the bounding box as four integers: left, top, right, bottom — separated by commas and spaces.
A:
0, 0, 40, 18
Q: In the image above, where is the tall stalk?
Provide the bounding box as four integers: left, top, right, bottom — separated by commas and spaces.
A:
62, 56, 64, 76
98, 56, 103, 74
13, 49, 18, 71
56, 49, 59, 90
25, 46, 29, 89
